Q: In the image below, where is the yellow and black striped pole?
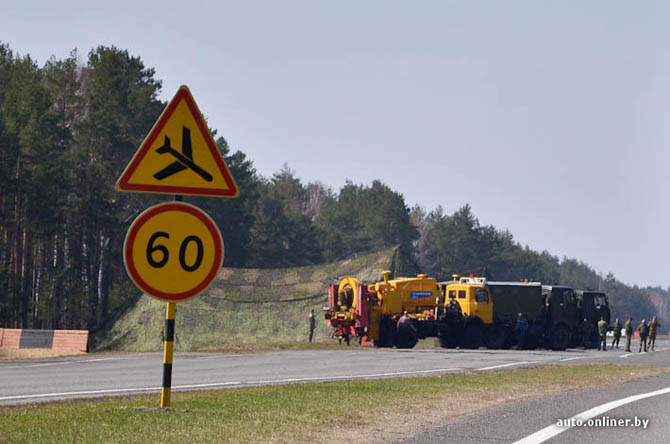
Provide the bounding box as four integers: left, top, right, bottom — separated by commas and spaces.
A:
161, 302, 176, 408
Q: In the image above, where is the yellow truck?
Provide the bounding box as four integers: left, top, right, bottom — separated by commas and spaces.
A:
324, 272, 442, 348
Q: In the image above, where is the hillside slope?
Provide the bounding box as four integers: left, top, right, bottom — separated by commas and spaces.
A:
95, 247, 419, 351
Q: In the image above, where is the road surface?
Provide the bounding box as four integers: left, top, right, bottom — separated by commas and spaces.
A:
0, 338, 668, 406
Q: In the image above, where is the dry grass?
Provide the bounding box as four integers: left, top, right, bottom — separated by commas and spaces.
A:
307, 365, 668, 444
0, 348, 86, 360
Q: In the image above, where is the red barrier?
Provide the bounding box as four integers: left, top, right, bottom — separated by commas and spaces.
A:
0, 328, 88, 352
0, 328, 21, 349
52, 330, 89, 352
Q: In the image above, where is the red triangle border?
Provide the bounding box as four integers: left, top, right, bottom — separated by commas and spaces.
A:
116, 86, 239, 198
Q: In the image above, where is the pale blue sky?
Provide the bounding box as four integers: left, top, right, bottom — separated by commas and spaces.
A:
3, 1, 669, 287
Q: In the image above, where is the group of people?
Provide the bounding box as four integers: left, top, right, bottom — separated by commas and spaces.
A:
598, 316, 660, 353
514, 313, 662, 352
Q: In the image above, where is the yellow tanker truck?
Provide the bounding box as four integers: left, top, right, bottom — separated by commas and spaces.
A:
323, 271, 443, 348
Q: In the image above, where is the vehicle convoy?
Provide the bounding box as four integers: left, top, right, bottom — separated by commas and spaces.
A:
323, 272, 608, 351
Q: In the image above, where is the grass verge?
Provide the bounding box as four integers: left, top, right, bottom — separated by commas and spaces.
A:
0, 364, 665, 443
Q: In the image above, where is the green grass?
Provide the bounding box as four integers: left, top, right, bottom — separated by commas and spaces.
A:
1, 364, 663, 444
95, 247, 418, 352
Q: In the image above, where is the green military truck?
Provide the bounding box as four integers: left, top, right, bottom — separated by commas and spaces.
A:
541, 285, 580, 350
575, 290, 611, 347
441, 277, 579, 350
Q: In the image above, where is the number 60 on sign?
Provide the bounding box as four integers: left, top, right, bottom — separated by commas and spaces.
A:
123, 202, 224, 302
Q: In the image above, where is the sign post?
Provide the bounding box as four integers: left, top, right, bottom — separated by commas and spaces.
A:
161, 302, 176, 408
117, 85, 239, 408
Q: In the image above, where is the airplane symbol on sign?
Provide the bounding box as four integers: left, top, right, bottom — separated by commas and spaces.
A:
153, 126, 213, 182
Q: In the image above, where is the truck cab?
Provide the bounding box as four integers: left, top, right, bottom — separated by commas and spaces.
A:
541, 285, 579, 348
575, 290, 610, 325
442, 276, 492, 324
575, 290, 610, 347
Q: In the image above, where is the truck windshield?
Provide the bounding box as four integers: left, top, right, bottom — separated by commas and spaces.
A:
563, 289, 574, 303
594, 294, 606, 307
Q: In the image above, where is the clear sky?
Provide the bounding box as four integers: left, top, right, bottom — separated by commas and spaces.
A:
3, 1, 669, 287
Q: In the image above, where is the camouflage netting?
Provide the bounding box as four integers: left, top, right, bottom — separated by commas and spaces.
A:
95, 247, 420, 351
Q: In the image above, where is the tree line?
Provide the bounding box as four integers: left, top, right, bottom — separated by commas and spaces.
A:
0, 42, 664, 332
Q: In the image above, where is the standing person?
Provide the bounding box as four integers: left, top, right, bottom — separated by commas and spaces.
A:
582, 318, 593, 349
624, 317, 633, 352
648, 316, 660, 351
308, 309, 316, 343
611, 318, 622, 349
515, 313, 528, 350
597, 317, 608, 351
397, 311, 410, 328
638, 319, 648, 353
448, 299, 462, 316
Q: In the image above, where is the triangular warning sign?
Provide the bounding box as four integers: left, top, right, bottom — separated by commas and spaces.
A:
116, 85, 239, 198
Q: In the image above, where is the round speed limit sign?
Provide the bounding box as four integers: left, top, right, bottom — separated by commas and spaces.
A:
124, 202, 223, 302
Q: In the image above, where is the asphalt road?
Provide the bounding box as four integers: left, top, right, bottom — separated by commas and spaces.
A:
393, 368, 670, 444
1, 338, 668, 406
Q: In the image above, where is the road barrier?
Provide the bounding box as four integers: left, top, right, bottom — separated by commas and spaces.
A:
0, 328, 88, 352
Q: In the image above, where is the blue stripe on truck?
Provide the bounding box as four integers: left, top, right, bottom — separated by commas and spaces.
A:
410, 291, 433, 299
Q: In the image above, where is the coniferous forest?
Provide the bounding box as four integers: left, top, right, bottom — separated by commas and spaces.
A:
0, 43, 666, 333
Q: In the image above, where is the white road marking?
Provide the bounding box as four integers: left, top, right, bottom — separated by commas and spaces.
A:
0, 382, 242, 402
559, 357, 587, 362
476, 362, 535, 371
194, 355, 239, 359
246, 368, 462, 385
0, 368, 462, 402
0, 357, 130, 370
512, 387, 670, 444
0, 361, 72, 369
619, 353, 634, 358
0, 386, 160, 401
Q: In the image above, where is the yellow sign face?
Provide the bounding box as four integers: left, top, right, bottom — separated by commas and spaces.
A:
124, 202, 224, 301
116, 85, 239, 198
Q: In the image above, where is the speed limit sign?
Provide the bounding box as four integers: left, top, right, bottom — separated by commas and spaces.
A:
123, 202, 223, 302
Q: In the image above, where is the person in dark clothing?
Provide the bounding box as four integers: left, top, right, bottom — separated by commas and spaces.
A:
648, 316, 660, 351
624, 317, 633, 352
308, 309, 316, 343
582, 318, 594, 348
447, 299, 462, 316
611, 318, 621, 349
638, 320, 649, 353
515, 313, 529, 350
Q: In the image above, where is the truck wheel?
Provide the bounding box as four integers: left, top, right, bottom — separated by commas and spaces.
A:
550, 325, 570, 350
485, 327, 505, 349
379, 318, 396, 348
463, 324, 484, 349
396, 325, 418, 349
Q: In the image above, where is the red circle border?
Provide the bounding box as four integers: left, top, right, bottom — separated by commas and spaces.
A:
124, 202, 223, 302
